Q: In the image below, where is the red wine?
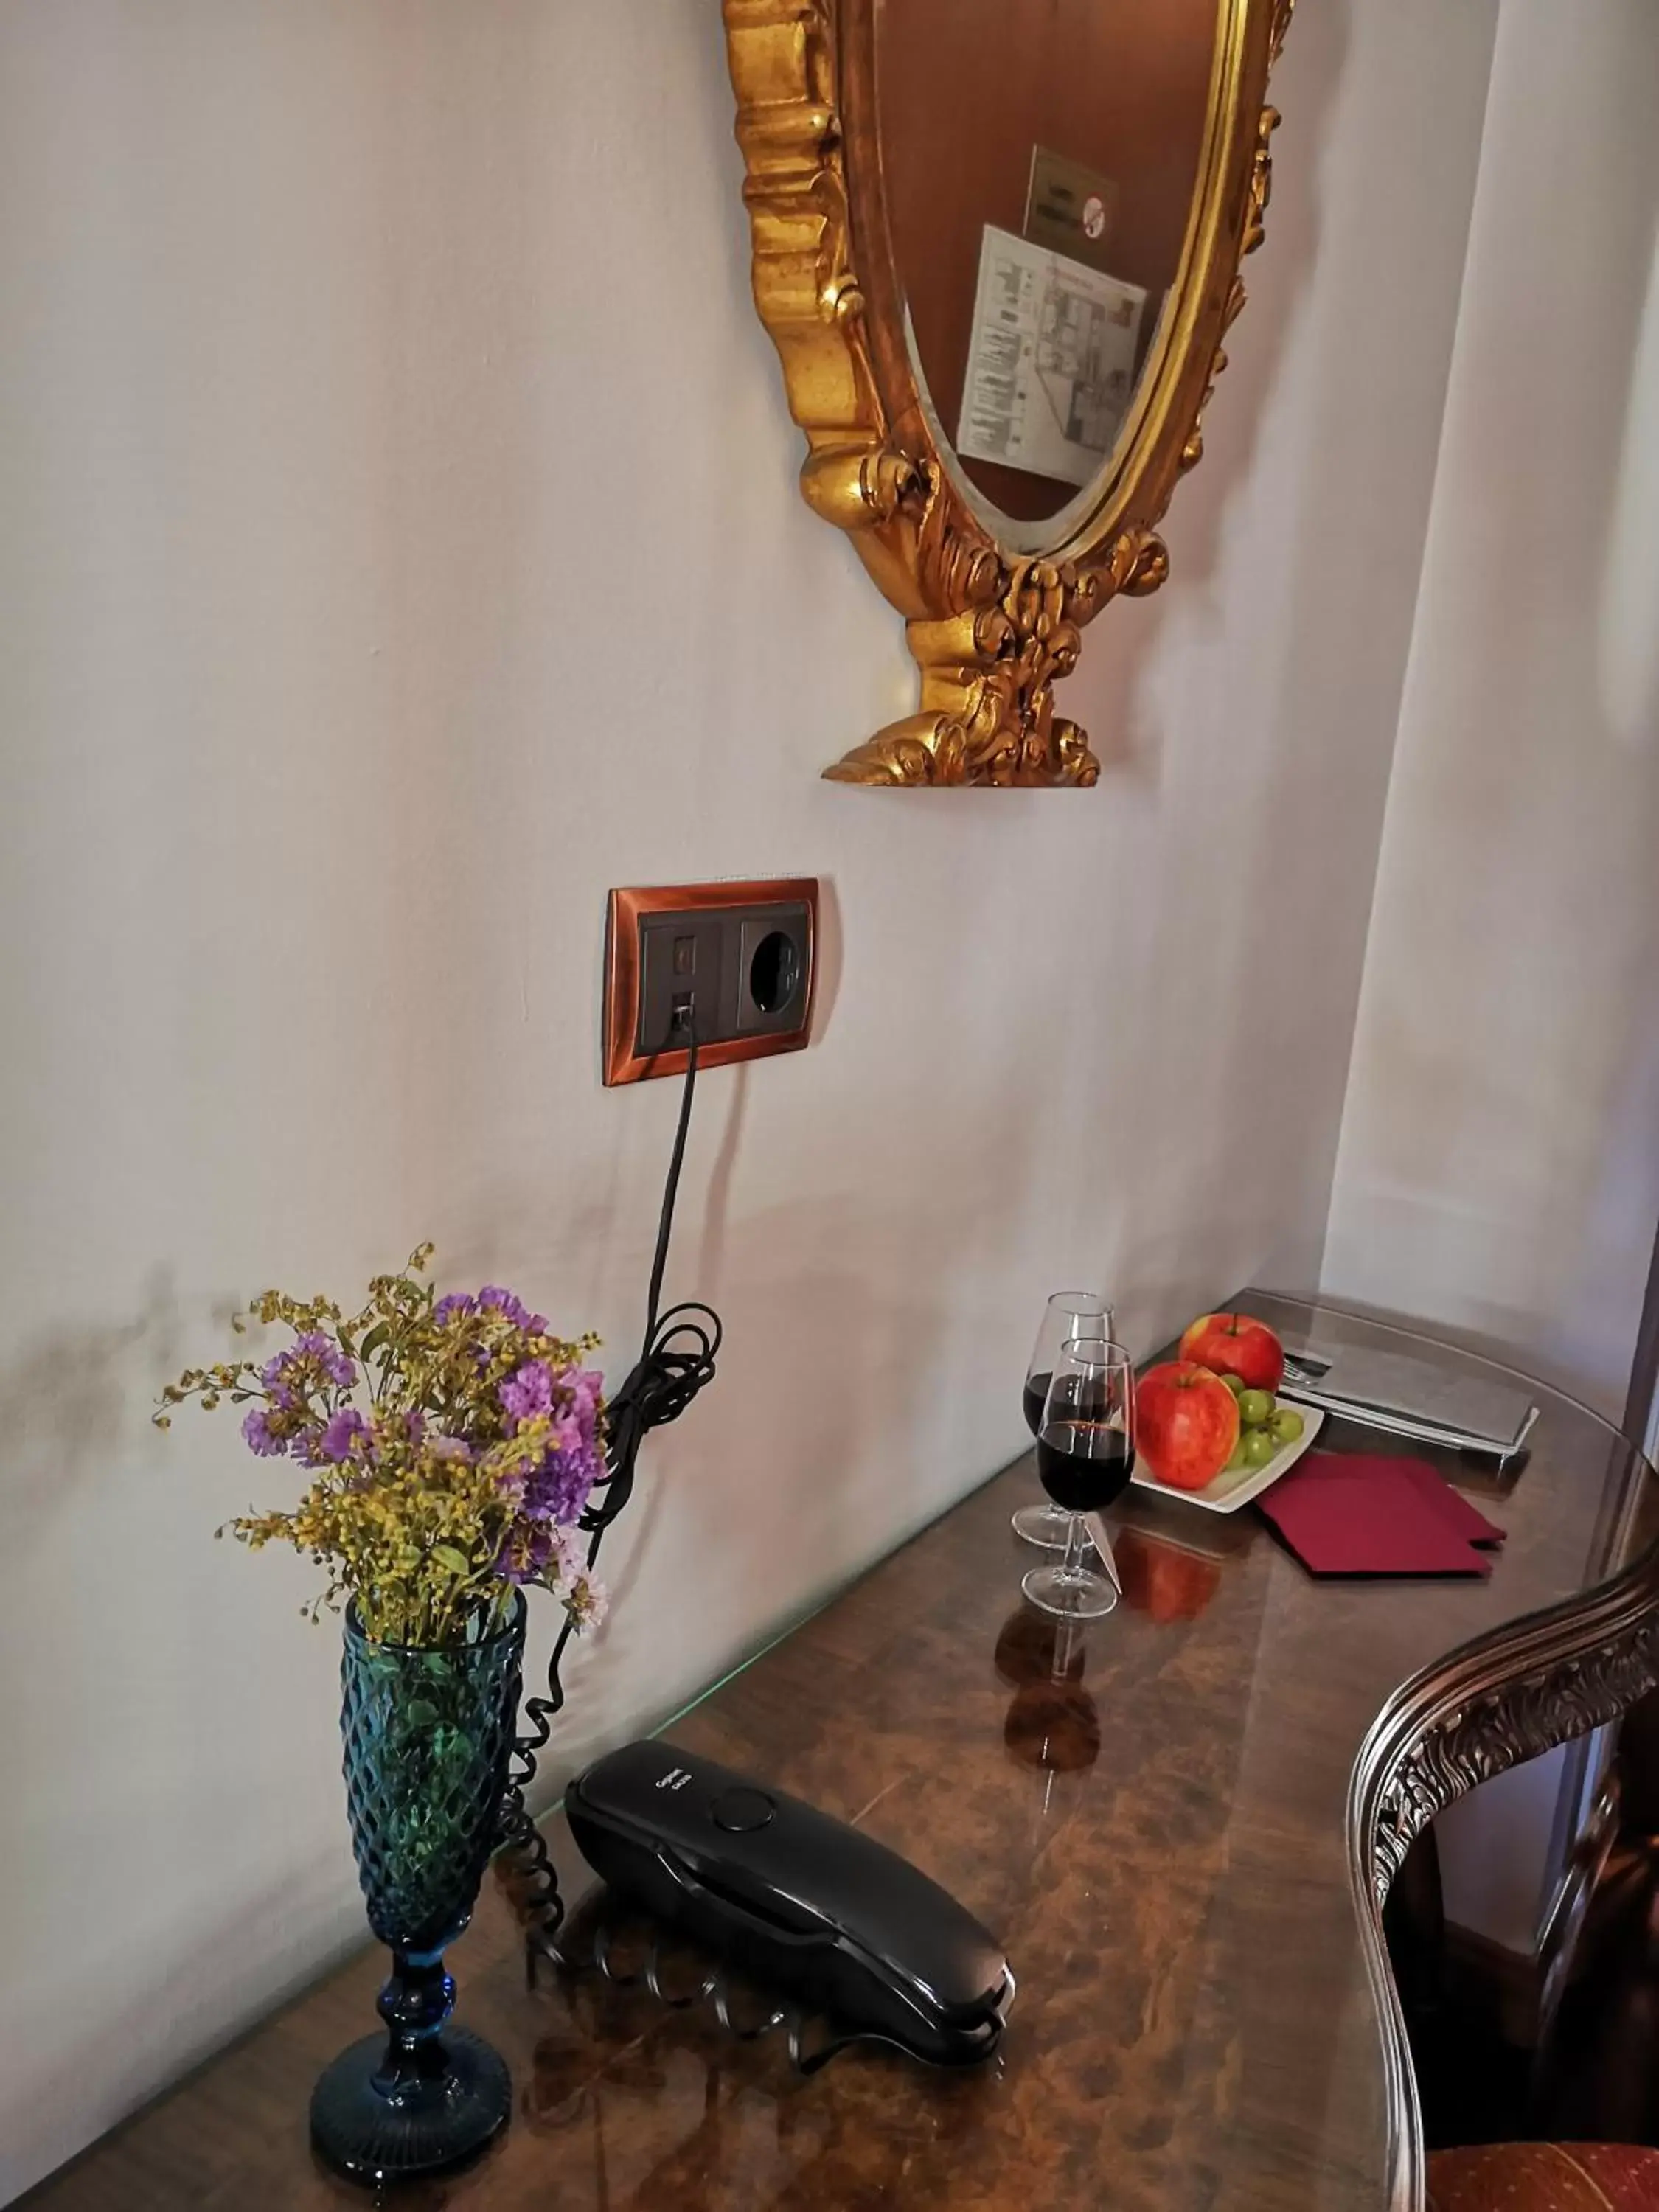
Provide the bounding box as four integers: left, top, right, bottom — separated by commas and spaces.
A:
1023, 1373, 1051, 1437
1036, 1423, 1135, 1513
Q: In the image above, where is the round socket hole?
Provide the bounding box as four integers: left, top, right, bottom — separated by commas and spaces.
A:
748, 931, 800, 1017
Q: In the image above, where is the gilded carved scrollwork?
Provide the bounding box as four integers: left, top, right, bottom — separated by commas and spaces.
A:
827, 560, 1102, 788
721, 0, 1292, 786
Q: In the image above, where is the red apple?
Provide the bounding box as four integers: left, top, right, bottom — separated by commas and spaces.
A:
1178, 1312, 1285, 1392
1135, 1362, 1241, 1492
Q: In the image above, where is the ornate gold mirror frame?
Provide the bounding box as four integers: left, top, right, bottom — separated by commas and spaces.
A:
722, 0, 1295, 787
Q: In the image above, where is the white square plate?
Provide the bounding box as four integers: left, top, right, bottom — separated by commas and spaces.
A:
1130, 1404, 1326, 1514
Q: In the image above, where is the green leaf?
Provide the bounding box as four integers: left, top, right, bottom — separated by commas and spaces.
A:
431, 1545, 471, 1579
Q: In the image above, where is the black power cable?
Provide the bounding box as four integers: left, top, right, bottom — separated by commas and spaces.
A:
496, 1020, 721, 1956
495, 1018, 1002, 2079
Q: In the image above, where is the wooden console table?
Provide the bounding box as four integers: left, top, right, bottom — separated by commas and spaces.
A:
23, 1295, 1659, 2211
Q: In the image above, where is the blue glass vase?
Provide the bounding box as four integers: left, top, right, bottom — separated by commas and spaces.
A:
309, 1592, 526, 2184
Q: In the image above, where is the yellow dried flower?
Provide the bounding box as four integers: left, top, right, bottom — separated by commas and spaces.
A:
158, 1248, 606, 1647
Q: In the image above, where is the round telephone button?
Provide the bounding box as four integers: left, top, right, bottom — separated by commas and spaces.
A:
711, 1787, 776, 1833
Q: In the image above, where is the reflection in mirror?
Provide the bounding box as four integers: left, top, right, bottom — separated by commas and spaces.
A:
723, 0, 1287, 781
879, 0, 1222, 546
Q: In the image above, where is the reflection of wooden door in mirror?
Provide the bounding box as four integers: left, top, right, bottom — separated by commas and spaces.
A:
722, 0, 1293, 787
881, 0, 1220, 535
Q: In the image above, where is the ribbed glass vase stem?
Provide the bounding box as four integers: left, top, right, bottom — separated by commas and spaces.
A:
309, 1592, 526, 2184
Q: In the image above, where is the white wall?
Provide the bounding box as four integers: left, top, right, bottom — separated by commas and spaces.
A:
0, 1, 1495, 2197
1321, 0, 1659, 1416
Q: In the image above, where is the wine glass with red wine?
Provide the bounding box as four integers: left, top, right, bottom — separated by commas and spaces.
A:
1016, 1293, 1115, 1549
1022, 1340, 1135, 1620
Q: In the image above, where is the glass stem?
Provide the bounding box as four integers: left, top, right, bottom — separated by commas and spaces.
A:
1060, 1512, 1086, 1582
374, 1947, 456, 2098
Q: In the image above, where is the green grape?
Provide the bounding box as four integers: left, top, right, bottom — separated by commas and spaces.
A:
1242, 1427, 1278, 1469
1237, 1388, 1275, 1429
1270, 1406, 1305, 1444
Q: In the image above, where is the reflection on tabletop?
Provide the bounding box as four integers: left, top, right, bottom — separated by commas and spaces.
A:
489, 1587, 1157, 2200
998, 1607, 1102, 1774
1113, 1526, 1223, 1624
505, 1885, 997, 2212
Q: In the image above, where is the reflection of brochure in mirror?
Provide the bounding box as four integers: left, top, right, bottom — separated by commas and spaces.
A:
957, 225, 1147, 489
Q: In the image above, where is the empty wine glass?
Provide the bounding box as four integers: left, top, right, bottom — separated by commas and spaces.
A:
1015, 1293, 1115, 1548
1023, 1340, 1135, 1620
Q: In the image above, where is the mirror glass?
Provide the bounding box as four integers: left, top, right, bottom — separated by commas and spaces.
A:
878, 0, 1222, 552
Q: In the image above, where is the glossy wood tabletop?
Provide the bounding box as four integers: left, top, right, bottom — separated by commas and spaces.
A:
24, 1297, 1659, 2212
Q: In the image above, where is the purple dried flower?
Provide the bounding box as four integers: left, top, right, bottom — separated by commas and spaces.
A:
553, 1450, 599, 1523
550, 1524, 588, 1583
319, 1408, 367, 1463
495, 1496, 606, 1615
500, 1360, 554, 1424
428, 1433, 474, 1465
496, 1522, 552, 1584
241, 1407, 286, 1457
368, 1407, 424, 1455
552, 1527, 607, 1628
517, 1440, 600, 1528
566, 1573, 608, 1631
260, 1330, 355, 1397
292, 1332, 355, 1389
479, 1287, 546, 1335
434, 1292, 476, 1325
569, 1368, 603, 1419
544, 1366, 602, 1458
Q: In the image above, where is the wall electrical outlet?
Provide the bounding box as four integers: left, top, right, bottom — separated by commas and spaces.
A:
603, 880, 818, 1085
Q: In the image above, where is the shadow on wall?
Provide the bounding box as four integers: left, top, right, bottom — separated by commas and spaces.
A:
1596, 218, 1659, 754
488, 1071, 1062, 1786
1486, 175, 1659, 1392
1081, 1, 1394, 1304
1320, 32, 1659, 1413
1060, 0, 1348, 781
0, 1275, 181, 1556
1579, 207, 1659, 1414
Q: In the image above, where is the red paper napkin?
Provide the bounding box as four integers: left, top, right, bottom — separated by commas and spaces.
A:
1256, 1452, 1506, 1578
